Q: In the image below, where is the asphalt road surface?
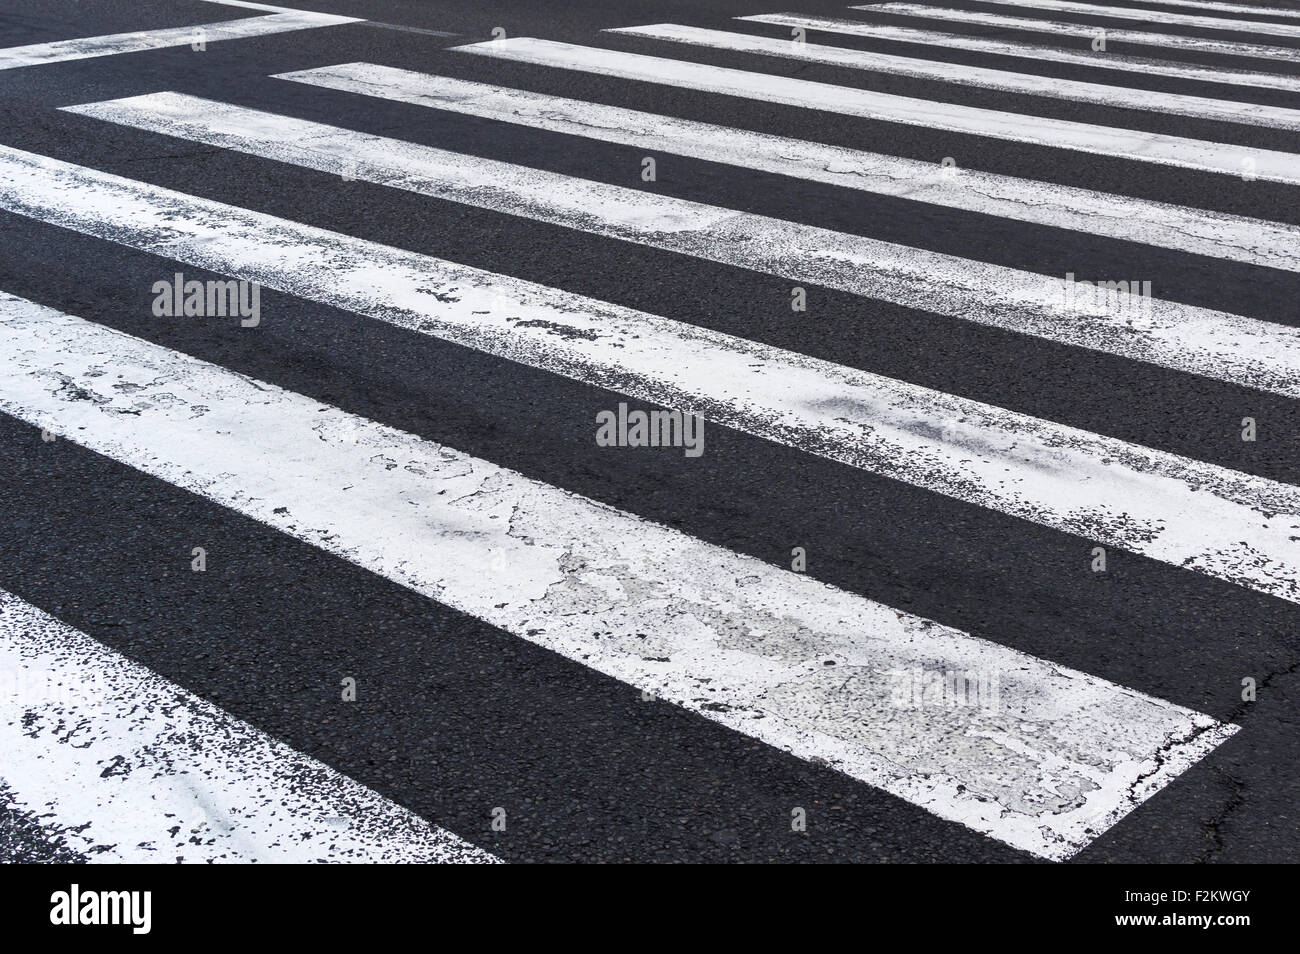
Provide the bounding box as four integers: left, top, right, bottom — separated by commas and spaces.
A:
1, 0, 1298, 865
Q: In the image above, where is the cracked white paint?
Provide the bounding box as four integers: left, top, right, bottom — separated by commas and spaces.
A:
607, 23, 1300, 129
951, 0, 1300, 38
453, 38, 1300, 184
739, 14, 1300, 94
1, 146, 1299, 603
854, 4, 1300, 63
65, 93, 1300, 393
0, 589, 497, 863
0, 11, 360, 71
275, 63, 1300, 273
0, 293, 1237, 860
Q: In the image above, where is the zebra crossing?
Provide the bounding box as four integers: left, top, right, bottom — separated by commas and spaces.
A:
951, 0, 1300, 36
739, 13, 1300, 90
449, 37, 1300, 180
606, 22, 1300, 126
32, 97, 1300, 395
0, 0, 1297, 863
855, 3, 1300, 61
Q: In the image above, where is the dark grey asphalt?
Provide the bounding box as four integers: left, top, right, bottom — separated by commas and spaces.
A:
0, 0, 1298, 863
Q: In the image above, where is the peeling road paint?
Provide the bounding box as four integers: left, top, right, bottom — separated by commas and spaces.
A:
0, 588, 498, 863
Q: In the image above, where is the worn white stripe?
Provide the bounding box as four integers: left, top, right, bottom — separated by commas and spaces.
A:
0, 589, 496, 863
66, 91, 1300, 403
0, 292, 1237, 861
276, 64, 1300, 273
452, 38, 1300, 184
608, 23, 1300, 129
1, 146, 1298, 604
741, 13, 1300, 94
855, 4, 1300, 62
1063, 0, 1300, 19
193, 0, 351, 12
953, 0, 1300, 38
0, 12, 360, 71
191, 0, 452, 36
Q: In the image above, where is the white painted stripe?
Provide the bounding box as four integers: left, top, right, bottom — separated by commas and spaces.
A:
1065, 0, 1300, 19
2, 146, 1298, 606
0, 292, 1237, 861
0, 588, 497, 863
854, 4, 1300, 62
451, 38, 1300, 184
740, 13, 1300, 94
275, 64, 1300, 273
0, 12, 361, 70
193, 0, 352, 12
192, 0, 454, 36
954, 0, 1300, 38
609, 23, 1300, 129
66, 91, 1300, 403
